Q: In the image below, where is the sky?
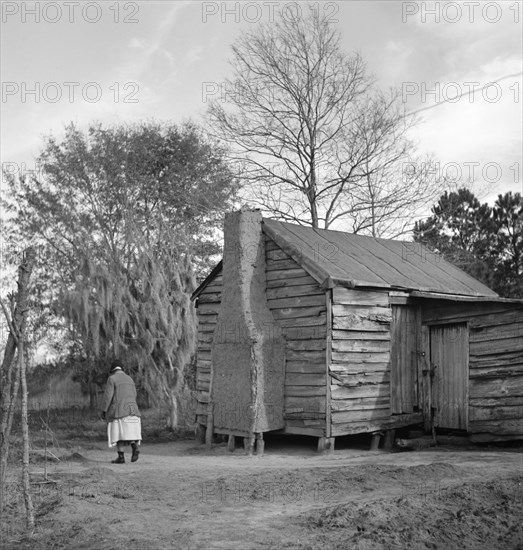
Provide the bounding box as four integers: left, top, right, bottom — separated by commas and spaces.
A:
1, 0, 522, 204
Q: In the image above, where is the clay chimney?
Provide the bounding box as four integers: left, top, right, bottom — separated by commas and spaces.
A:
209, 210, 285, 436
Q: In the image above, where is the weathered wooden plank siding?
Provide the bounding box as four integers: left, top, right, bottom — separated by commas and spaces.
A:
430, 323, 469, 430
195, 272, 223, 425
390, 305, 420, 414
265, 236, 327, 434
329, 288, 401, 435
424, 300, 523, 436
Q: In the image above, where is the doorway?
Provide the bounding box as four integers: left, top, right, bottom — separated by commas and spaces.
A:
429, 323, 469, 430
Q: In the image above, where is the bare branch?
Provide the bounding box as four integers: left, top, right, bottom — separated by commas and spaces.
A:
207, 9, 434, 233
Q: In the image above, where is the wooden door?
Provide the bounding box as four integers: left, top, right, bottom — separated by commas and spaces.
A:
429, 323, 468, 430
390, 305, 420, 414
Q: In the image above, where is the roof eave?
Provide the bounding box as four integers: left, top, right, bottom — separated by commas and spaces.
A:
191, 260, 223, 301
329, 279, 503, 299
410, 290, 523, 303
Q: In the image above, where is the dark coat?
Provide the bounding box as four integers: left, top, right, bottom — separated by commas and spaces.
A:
101, 370, 141, 422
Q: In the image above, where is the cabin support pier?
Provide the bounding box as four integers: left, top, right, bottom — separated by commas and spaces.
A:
255, 433, 265, 456
243, 435, 255, 455
242, 433, 264, 456
205, 410, 214, 451
224, 432, 265, 455
317, 437, 335, 454
196, 424, 206, 444
370, 432, 382, 451
383, 429, 396, 450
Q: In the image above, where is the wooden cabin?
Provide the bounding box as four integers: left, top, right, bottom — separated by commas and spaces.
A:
191, 210, 523, 452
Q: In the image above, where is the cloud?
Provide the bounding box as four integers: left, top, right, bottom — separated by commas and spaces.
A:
129, 37, 148, 50
119, 2, 191, 81
186, 46, 204, 65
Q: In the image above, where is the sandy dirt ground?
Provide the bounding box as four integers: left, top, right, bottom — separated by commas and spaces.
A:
2, 431, 522, 550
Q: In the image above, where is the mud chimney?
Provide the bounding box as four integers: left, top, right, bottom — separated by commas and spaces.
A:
209, 210, 285, 436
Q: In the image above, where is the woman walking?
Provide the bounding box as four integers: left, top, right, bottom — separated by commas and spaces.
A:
101, 359, 142, 464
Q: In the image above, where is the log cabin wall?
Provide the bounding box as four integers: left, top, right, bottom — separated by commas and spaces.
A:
421, 300, 523, 439
195, 271, 223, 427
264, 236, 328, 436
330, 288, 390, 436
329, 289, 423, 436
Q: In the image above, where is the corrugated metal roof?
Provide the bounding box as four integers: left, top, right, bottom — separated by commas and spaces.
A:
262, 219, 498, 297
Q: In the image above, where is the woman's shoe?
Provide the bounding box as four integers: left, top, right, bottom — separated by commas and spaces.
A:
112, 452, 125, 464
131, 443, 139, 462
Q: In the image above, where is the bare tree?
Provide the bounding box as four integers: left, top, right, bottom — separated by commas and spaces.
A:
18, 336, 35, 531
346, 150, 446, 238
208, 7, 442, 233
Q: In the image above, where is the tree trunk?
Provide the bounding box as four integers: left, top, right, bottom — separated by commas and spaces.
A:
0, 353, 20, 514
0, 248, 36, 416
88, 368, 96, 409
19, 338, 35, 531
0, 247, 36, 515
309, 162, 319, 228
167, 392, 178, 430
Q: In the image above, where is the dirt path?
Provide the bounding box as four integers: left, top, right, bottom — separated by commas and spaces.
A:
4, 438, 523, 550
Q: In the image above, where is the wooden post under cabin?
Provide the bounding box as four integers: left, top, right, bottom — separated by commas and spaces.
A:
243, 435, 255, 456
255, 433, 264, 456
195, 424, 206, 444
383, 429, 396, 450
370, 432, 382, 451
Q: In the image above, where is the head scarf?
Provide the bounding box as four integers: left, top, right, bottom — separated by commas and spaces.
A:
110, 359, 124, 373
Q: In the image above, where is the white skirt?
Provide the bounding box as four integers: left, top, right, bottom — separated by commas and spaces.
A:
107, 416, 142, 447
